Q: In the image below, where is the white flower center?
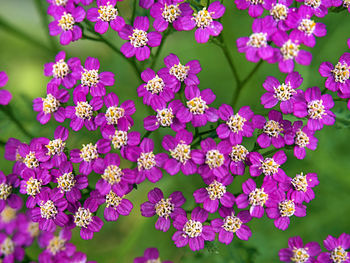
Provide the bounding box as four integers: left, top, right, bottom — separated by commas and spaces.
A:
170, 143, 191, 164
0, 183, 12, 200
75, 101, 93, 120
261, 158, 280, 176
291, 248, 310, 263
28, 222, 40, 237
249, 0, 264, 4
102, 165, 123, 184
298, 19, 316, 36
270, 4, 288, 21
58, 12, 75, 31
247, 32, 268, 48
230, 145, 248, 162
291, 172, 308, 192
183, 219, 203, 238
331, 246, 349, 263
279, 200, 295, 217
55, 0, 68, 6
155, 198, 174, 218
274, 82, 296, 101
156, 108, 174, 127
295, 129, 310, 148
169, 63, 189, 82
110, 130, 128, 149
129, 29, 148, 48
105, 191, 123, 208
48, 236, 65, 256
146, 75, 165, 94
223, 216, 242, 233
98, 3, 118, 22
206, 180, 226, 200
24, 151, 39, 169
226, 113, 247, 133
0, 237, 14, 256
79, 143, 98, 162
46, 138, 65, 156
26, 177, 42, 196
263, 120, 283, 137
194, 8, 213, 28
147, 259, 161, 263
74, 207, 92, 228
40, 200, 58, 219
249, 188, 269, 206
105, 106, 125, 125
162, 4, 181, 23
57, 172, 76, 192
187, 96, 208, 115
137, 152, 156, 170
331, 62, 350, 83
1, 207, 16, 223
81, 69, 99, 87
305, 0, 321, 8
281, 40, 300, 60
344, 0, 350, 7
205, 149, 224, 169
52, 59, 69, 78
42, 94, 61, 114
307, 100, 325, 120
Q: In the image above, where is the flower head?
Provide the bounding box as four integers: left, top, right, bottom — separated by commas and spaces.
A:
279, 236, 321, 262
0, 71, 12, 105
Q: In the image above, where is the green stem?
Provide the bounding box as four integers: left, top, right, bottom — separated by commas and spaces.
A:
336, 117, 350, 125
150, 29, 171, 69
0, 105, 33, 139
131, 0, 138, 24
334, 98, 347, 102
0, 139, 5, 147
140, 130, 152, 142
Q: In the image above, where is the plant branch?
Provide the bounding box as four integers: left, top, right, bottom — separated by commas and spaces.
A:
0, 105, 33, 139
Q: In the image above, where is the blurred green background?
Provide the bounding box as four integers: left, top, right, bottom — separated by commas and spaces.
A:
0, 0, 350, 262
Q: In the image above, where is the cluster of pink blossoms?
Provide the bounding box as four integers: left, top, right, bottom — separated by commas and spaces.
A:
0, 0, 349, 261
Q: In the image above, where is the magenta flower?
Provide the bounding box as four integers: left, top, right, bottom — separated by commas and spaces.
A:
287, 6, 327, 47
33, 83, 69, 124
75, 57, 115, 97
19, 169, 51, 208
261, 72, 303, 114
279, 236, 321, 262
0, 233, 24, 262
296, 0, 332, 17
70, 139, 110, 175
272, 31, 312, 73
191, 138, 230, 179
267, 0, 293, 31
46, 0, 75, 16
93, 153, 134, 196
228, 144, 249, 175
4, 138, 22, 162
176, 86, 218, 127
182, 1, 225, 43
65, 92, 103, 131
31, 188, 68, 232
237, 16, 276, 62
253, 110, 292, 149
119, 16, 162, 61
144, 99, 185, 132
87, 0, 125, 34
95, 92, 135, 129
159, 53, 202, 90
172, 207, 215, 251
161, 130, 196, 175
140, 188, 186, 232
235, 177, 277, 218
51, 161, 88, 203
150, 0, 193, 32
248, 150, 288, 182
0, 206, 20, 235
16, 213, 39, 246
211, 208, 252, 244
266, 191, 306, 230
72, 200, 103, 240
284, 120, 318, 159
126, 138, 167, 183
134, 248, 173, 263
235, 0, 273, 17
217, 104, 254, 144
294, 87, 335, 131
137, 68, 177, 106
43, 51, 81, 89
193, 175, 235, 213
48, 5, 85, 45
0, 172, 22, 213
319, 52, 350, 94
317, 233, 350, 263
280, 172, 319, 203
0, 71, 12, 105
